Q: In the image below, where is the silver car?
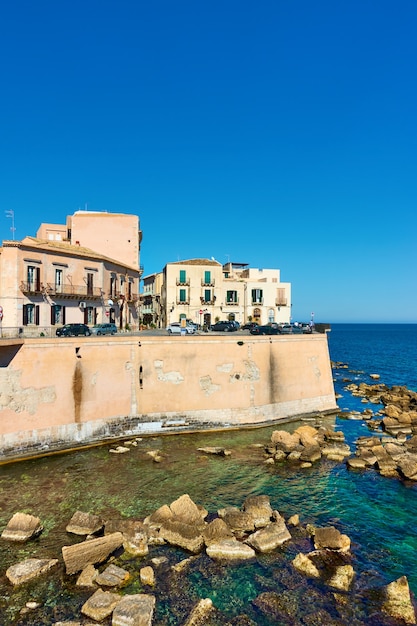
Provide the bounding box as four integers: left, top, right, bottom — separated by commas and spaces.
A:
91, 323, 118, 335
166, 322, 195, 335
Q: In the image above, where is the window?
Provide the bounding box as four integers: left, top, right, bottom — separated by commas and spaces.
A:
87, 273, 94, 296
204, 271, 211, 285
87, 307, 94, 324
252, 289, 263, 304
110, 274, 117, 297
51, 304, 65, 325
226, 290, 238, 303
55, 269, 63, 293
179, 289, 187, 303
27, 266, 40, 291
268, 308, 275, 323
204, 289, 211, 302
23, 304, 39, 325
179, 270, 186, 284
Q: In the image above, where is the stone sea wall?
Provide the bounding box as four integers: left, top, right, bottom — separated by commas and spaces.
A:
0, 333, 337, 461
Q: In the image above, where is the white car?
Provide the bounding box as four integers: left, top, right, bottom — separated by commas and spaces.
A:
166, 322, 196, 335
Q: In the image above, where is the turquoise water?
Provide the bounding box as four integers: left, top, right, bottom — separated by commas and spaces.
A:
1, 324, 416, 624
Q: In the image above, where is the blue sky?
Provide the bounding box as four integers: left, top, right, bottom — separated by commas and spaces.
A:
1, 0, 416, 323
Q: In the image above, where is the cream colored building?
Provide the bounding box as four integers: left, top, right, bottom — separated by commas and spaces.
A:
155, 259, 291, 328
0, 211, 142, 336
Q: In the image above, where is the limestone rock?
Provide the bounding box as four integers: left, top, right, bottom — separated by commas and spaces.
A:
292, 553, 320, 578
381, 576, 416, 625
245, 517, 291, 552
66, 511, 104, 536
1, 512, 43, 542
76, 563, 98, 587
219, 508, 255, 534
270, 430, 300, 452
326, 564, 355, 591
206, 538, 256, 561
62, 531, 124, 574
313, 526, 351, 552
111, 593, 155, 626
140, 565, 155, 586
346, 457, 368, 470
242, 495, 273, 528
202, 518, 234, 547
6, 557, 58, 585
397, 456, 417, 480
182, 598, 214, 626
169, 494, 207, 526
144, 504, 173, 528
159, 519, 204, 553
81, 588, 121, 621
95, 563, 130, 587
197, 446, 232, 456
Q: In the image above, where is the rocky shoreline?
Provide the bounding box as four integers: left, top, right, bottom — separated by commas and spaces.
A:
2, 489, 416, 625
1, 366, 417, 625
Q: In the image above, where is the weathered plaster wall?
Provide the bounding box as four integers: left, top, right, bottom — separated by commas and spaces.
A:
0, 334, 337, 460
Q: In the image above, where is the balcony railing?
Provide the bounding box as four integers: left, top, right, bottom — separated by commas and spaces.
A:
275, 298, 288, 306
21, 282, 103, 298
176, 279, 190, 286
20, 282, 42, 294
251, 299, 264, 305
201, 279, 215, 286
225, 299, 239, 305
176, 299, 190, 305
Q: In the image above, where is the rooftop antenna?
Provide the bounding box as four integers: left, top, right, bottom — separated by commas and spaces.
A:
5, 210, 15, 240
226, 254, 230, 264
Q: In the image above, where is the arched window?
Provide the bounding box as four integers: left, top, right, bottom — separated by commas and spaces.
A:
253, 307, 261, 319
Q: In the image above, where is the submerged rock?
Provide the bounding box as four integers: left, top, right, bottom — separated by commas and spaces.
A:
381, 576, 417, 625
183, 598, 214, 625
111, 593, 155, 626
81, 588, 121, 621
6, 557, 58, 585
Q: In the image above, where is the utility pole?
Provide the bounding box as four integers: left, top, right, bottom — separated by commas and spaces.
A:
5, 210, 15, 240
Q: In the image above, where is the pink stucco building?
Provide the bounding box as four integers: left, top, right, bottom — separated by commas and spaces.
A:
0, 211, 143, 336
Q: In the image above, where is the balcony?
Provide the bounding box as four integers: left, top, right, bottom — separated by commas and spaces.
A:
176, 299, 190, 305
275, 298, 288, 306
22, 282, 103, 299
176, 278, 190, 286
225, 299, 239, 305
251, 299, 264, 305
201, 279, 215, 287
20, 281, 42, 295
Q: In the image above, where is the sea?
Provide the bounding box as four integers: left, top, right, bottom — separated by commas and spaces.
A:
0, 323, 416, 625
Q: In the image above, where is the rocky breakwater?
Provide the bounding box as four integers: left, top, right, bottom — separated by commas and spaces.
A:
333, 373, 417, 481
2, 492, 417, 625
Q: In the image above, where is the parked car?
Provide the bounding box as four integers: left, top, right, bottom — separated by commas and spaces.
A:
166, 322, 196, 334
300, 323, 313, 334
279, 324, 293, 334
210, 321, 237, 332
56, 323, 91, 337
250, 325, 281, 335
241, 322, 259, 331
229, 321, 240, 330
90, 323, 117, 336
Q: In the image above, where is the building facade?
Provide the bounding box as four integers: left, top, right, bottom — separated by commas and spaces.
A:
0, 211, 143, 337
154, 259, 291, 328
